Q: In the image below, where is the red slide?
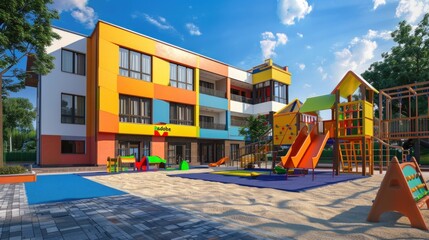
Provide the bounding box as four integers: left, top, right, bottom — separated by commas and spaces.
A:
209, 157, 229, 167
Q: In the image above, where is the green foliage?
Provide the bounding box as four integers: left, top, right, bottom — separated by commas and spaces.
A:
3, 98, 35, 132
362, 13, 429, 117
0, 0, 60, 79
0, 165, 27, 175
239, 115, 271, 143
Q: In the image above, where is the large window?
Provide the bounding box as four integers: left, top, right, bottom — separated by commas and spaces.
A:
61, 49, 85, 75
253, 80, 287, 104
170, 63, 193, 90
61, 93, 85, 124
119, 95, 152, 124
274, 81, 287, 104
61, 140, 85, 154
119, 47, 152, 81
170, 103, 194, 125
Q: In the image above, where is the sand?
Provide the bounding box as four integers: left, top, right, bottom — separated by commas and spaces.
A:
87, 169, 429, 239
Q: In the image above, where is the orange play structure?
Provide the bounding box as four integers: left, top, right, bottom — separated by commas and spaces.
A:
209, 157, 229, 167
367, 156, 429, 230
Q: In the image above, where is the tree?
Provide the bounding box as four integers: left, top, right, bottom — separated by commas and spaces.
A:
0, 1, 59, 166
362, 13, 429, 117
3, 98, 36, 151
239, 115, 271, 143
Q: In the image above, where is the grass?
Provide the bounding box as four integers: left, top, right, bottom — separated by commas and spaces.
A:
0, 166, 27, 175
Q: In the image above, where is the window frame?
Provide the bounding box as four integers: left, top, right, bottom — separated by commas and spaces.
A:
61, 49, 86, 76
170, 63, 194, 90
61, 93, 85, 125
119, 94, 152, 124
61, 140, 85, 154
119, 47, 152, 82
170, 102, 194, 126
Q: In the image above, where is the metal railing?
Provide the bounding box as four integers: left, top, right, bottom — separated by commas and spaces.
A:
199, 121, 226, 130
230, 94, 253, 104
231, 118, 247, 126
199, 86, 226, 98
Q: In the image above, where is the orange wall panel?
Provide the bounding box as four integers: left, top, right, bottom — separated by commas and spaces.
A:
117, 76, 154, 98
155, 42, 198, 68
99, 110, 119, 133
151, 136, 165, 159
40, 135, 91, 166
199, 57, 228, 76
97, 132, 116, 165
154, 84, 196, 105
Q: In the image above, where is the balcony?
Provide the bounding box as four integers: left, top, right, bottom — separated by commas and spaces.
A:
200, 120, 226, 130
231, 94, 253, 104
200, 86, 226, 98
231, 118, 247, 127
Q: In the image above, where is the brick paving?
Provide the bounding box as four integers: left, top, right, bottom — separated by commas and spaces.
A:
0, 183, 267, 240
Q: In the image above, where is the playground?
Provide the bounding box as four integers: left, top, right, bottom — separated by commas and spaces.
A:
86, 168, 429, 239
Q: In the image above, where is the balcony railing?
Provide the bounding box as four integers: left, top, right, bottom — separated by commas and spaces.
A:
231, 118, 247, 126
170, 119, 194, 126
231, 94, 253, 104
200, 86, 226, 98
200, 121, 226, 130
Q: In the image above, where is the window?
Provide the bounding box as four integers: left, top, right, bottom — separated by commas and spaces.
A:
274, 81, 287, 104
170, 63, 193, 90
170, 103, 194, 125
61, 93, 85, 124
119, 47, 152, 81
61, 140, 85, 154
61, 49, 85, 75
119, 95, 152, 124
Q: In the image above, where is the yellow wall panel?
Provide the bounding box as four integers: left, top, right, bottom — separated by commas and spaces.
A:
153, 57, 170, 86
99, 22, 156, 55
252, 70, 272, 84
98, 38, 119, 73
272, 68, 292, 85
99, 87, 119, 115
118, 123, 198, 138
119, 123, 154, 135
98, 67, 117, 92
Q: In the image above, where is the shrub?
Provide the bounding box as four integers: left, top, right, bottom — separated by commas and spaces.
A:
0, 166, 27, 175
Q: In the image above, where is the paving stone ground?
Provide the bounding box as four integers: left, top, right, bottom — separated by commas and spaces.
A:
0, 183, 267, 240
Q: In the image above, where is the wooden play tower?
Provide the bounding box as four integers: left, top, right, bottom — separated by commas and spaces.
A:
378, 81, 429, 167
331, 71, 379, 176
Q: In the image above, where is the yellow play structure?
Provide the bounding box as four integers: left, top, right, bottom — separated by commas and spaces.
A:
273, 70, 378, 176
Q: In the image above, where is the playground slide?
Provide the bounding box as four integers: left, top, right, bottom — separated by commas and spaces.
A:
297, 129, 330, 169
280, 125, 309, 169
209, 157, 229, 167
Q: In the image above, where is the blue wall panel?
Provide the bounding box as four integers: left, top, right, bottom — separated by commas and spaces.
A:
228, 126, 245, 141
199, 94, 228, 110
199, 129, 229, 139
153, 99, 169, 124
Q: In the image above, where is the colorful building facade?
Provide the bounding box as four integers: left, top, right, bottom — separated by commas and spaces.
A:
28, 21, 292, 166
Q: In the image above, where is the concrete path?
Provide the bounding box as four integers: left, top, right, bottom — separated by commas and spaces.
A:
0, 183, 264, 240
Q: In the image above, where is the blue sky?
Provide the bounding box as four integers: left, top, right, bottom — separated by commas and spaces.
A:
12, 0, 429, 119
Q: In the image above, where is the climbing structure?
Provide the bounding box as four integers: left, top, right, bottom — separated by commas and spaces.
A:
331, 71, 378, 176
378, 81, 429, 166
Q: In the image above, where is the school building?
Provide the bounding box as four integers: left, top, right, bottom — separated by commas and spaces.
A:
26, 21, 292, 166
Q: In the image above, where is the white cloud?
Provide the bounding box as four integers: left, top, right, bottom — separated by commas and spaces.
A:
52, 0, 97, 28
276, 33, 288, 45
143, 14, 174, 30
277, 0, 312, 25
259, 31, 288, 60
332, 36, 377, 82
317, 66, 328, 80
298, 63, 305, 70
306, 45, 312, 50
373, 0, 386, 10
395, 0, 429, 24
186, 23, 202, 36
365, 29, 392, 40
303, 83, 311, 88
297, 32, 304, 38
